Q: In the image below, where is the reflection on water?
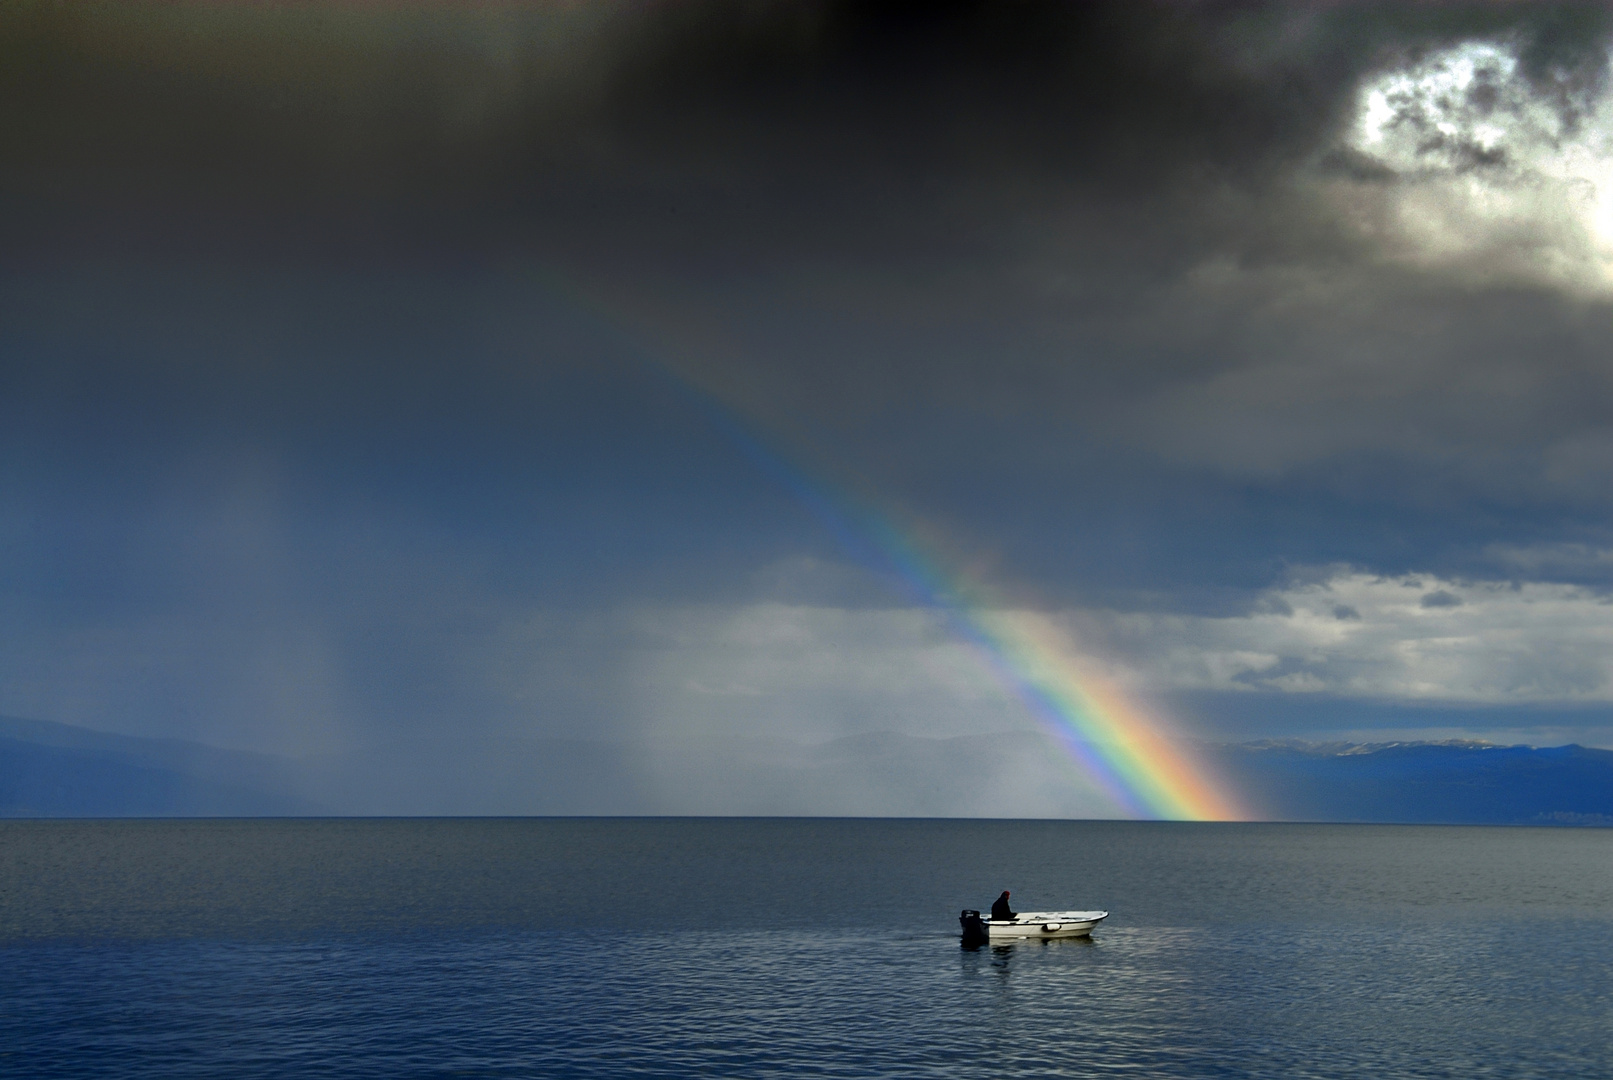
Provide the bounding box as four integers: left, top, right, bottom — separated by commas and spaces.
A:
960, 936, 1097, 963
2, 820, 1611, 1078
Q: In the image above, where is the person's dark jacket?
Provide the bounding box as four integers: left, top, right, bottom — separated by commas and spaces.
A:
990, 892, 1015, 921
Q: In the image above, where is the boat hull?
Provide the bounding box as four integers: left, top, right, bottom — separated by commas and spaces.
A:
985, 910, 1107, 939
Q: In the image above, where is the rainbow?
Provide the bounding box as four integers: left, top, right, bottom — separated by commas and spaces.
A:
863, 518, 1245, 821
536, 270, 1248, 821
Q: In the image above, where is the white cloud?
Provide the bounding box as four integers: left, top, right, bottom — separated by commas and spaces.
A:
471, 565, 1613, 745
13, 546, 1611, 766
1338, 39, 1613, 292
1080, 568, 1613, 704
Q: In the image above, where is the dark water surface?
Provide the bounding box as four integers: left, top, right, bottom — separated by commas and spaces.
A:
2, 819, 1610, 1077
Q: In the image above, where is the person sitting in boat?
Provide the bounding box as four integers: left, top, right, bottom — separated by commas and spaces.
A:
991, 891, 1015, 921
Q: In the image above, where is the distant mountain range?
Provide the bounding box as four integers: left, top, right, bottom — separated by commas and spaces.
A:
1, 715, 1610, 823
1210, 740, 1613, 826
0, 715, 320, 816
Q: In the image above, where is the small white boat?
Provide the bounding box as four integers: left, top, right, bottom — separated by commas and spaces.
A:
986, 910, 1108, 939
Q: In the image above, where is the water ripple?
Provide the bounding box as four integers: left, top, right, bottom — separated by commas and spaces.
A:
2, 820, 1611, 1077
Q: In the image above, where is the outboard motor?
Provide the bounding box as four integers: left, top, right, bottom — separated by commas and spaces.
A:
959, 909, 988, 948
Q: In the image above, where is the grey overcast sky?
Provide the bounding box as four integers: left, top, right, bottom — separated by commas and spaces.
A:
6, 1, 1613, 798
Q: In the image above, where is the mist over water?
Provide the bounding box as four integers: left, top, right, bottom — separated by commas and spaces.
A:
3, 819, 1610, 1077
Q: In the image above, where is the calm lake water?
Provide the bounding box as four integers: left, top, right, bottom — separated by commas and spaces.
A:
2, 819, 1611, 1078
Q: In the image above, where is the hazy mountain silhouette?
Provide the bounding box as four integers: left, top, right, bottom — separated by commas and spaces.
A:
2, 715, 1610, 822
1213, 741, 1613, 825
0, 716, 322, 816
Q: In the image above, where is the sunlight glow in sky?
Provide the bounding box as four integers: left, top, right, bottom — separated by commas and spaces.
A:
1349, 40, 1613, 289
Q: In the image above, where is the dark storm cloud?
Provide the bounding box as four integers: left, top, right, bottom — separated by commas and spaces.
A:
9, 1, 1613, 770
3, 1, 1587, 259
10, 1, 1613, 566
0, 8, 1601, 334
7, 3, 1606, 264
13, 2, 1311, 248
